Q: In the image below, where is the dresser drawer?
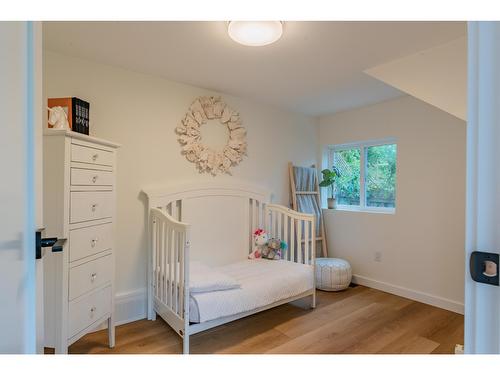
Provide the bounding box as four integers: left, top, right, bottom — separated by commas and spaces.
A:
68, 286, 112, 338
69, 254, 113, 300
69, 223, 113, 262
71, 168, 114, 187
70, 191, 113, 223
71, 143, 114, 167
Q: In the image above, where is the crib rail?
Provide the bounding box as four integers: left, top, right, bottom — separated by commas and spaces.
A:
148, 208, 190, 338
265, 204, 316, 265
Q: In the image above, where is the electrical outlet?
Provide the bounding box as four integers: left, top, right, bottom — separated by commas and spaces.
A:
374, 251, 382, 262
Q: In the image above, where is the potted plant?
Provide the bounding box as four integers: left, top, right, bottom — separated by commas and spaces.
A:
319, 166, 341, 209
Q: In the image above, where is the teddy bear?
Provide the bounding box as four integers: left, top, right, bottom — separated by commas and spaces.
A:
248, 228, 268, 259
262, 238, 287, 260
248, 228, 288, 260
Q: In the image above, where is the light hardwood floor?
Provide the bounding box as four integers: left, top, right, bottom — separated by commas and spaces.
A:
48, 285, 464, 354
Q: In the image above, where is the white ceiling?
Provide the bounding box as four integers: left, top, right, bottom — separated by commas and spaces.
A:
43, 21, 466, 117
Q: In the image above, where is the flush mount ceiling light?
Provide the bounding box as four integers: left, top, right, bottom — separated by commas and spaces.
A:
227, 21, 283, 47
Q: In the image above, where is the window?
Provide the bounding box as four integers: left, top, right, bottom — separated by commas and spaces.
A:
328, 139, 397, 212
333, 148, 360, 206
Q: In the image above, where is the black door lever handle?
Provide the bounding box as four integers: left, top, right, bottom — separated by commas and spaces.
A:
40, 237, 57, 247
51, 239, 66, 253
36, 231, 67, 259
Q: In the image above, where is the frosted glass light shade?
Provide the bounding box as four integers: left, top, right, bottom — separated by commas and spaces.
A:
227, 21, 283, 46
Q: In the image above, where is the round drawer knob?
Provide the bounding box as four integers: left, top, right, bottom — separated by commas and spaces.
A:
90, 306, 96, 315
92, 154, 98, 161
91, 272, 97, 282
91, 203, 98, 212
92, 175, 98, 183
90, 238, 99, 248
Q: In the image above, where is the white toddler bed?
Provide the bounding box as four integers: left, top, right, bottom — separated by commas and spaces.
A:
143, 182, 316, 354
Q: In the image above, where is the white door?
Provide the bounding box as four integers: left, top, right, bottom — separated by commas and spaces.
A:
465, 21, 500, 354
0, 21, 40, 354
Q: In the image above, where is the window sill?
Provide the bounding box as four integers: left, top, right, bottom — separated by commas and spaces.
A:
322, 207, 396, 215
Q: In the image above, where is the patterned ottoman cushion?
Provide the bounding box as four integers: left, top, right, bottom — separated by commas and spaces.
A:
315, 258, 352, 291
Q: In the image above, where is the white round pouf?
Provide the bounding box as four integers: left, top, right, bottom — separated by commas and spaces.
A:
315, 258, 352, 291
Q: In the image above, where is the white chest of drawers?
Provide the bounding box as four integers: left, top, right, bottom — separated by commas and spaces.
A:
43, 129, 120, 354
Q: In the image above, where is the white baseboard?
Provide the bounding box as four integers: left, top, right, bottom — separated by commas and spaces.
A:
114, 288, 147, 326
92, 288, 147, 332
351, 274, 464, 314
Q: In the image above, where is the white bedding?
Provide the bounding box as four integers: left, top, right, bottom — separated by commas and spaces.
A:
189, 261, 241, 293
188, 259, 314, 323
156, 261, 241, 294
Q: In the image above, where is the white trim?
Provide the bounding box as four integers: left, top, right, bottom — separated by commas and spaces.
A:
330, 206, 396, 214
360, 144, 366, 208
114, 288, 147, 326
465, 21, 479, 354
351, 274, 464, 314
465, 22, 500, 354
328, 137, 397, 152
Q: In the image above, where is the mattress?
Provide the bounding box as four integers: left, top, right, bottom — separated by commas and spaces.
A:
189, 259, 314, 323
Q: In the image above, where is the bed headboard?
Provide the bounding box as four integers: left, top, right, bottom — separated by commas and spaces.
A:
143, 181, 272, 266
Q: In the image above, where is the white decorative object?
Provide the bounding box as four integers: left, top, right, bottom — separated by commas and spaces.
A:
143, 181, 317, 354
315, 257, 352, 291
176, 96, 247, 176
47, 106, 70, 130
43, 129, 120, 354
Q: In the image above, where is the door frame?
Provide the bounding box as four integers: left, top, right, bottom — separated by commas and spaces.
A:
464, 21, 500, 354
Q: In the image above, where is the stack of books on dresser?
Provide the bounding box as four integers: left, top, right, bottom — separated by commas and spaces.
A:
48, 97, 90, 135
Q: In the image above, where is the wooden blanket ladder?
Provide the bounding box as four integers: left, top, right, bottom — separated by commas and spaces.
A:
288, 162, 328, 258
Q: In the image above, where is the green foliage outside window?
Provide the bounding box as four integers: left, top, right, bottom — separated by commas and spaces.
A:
332, 143, 396, 208
333, 149, 361, 205
366, 144, 397, 208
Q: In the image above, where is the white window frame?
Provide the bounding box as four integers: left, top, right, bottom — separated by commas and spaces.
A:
327, 137, 397, 214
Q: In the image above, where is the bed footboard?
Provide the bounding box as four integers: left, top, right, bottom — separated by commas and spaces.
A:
265, 204, 316, 265
148, 208, 190, 352
266, 204, 316, 307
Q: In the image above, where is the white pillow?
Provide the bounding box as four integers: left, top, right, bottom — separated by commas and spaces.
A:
189, 261, 240, 293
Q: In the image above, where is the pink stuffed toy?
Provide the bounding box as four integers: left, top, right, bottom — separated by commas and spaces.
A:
248, 228, 268, 259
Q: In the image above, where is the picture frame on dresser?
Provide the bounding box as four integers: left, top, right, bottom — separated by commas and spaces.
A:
43, 128, 120, 354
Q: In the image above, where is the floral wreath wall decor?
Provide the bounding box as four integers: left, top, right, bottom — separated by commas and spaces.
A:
175, 96, 247, 176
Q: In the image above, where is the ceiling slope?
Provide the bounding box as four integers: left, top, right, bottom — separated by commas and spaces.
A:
365, 37, 467, 121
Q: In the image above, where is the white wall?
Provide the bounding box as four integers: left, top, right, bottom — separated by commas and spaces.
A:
43, 51, 318, 324
319, 96, 466, 313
